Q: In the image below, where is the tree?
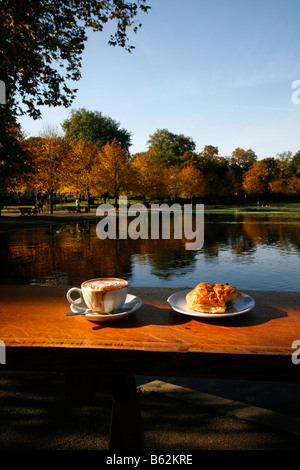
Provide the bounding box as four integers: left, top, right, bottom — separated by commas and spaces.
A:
228, 148, 257, 200
0, 113, 31, 202
262, 157, 281, 181
198, 150, 231, 200
180, 151, 201, 168
164, 165, 182, 202
147, 129, 196, 168
99, 140, 131, 206
242, 161, 269, 199
268, 176, 286, 197
62, 138, 103, 211
230, 148, 257, 171
177, 165, 206, 203
285, 175, 300, 196
291, 151, 300, 175
268, 153, 300, 198
201, 145, 219, 160
25, 130, 70, 214
1, 1, 149, 189
130, 151, 166, 203
1, 0, 150, 119
62, 108, 131, 150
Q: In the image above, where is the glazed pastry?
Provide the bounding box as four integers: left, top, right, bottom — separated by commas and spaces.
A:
186, 282, 242, 313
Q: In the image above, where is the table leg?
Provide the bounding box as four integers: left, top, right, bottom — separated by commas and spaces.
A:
65, 373, 146, 449
109, 375, 146, 450
65, 372, 98, 399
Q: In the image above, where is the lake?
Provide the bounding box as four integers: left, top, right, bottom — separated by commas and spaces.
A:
0, 206, 299, 291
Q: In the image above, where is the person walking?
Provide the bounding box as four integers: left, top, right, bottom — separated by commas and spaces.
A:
38, 199, 43, 213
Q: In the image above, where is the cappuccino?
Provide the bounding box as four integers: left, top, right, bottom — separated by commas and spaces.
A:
82, 278, 127, 291
67, 278, 128, 314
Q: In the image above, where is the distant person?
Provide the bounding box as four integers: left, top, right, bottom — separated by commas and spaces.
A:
38, 199, 43, 213
31, 204, 38, 214
76, 198, 81, 213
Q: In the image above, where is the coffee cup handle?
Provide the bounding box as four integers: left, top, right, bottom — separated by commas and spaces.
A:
66, 287, 83, 305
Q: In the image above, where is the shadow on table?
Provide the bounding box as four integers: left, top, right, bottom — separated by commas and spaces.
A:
89, 302, 288, 330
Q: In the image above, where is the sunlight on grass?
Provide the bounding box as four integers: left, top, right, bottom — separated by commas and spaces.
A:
2, 201, 300, 216
204, 204, 300, 216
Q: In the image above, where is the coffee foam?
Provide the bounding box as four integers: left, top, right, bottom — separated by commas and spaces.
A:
82, 278, 128, 291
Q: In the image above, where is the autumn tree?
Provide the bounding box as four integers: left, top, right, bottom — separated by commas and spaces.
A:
130, 151, 166, 203
285, 175, 300, 196
230, 148, 257, 171
25, 130, 70, 214
163, 165, 182, 202
277, 151, 293, 166
242, 161, 269, 199
99, 140, 131, 206
177, 165, 207, 203
268, 153, 300, 198
226, 148, 258, 200
63, 139, 103, 211
268, 176, 286, 197
200, 145, 219, 160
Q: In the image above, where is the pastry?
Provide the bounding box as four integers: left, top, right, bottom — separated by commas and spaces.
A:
186, 282, 242, 313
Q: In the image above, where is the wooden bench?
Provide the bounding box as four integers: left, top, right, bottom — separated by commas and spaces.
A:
19, 207, 38, 216
67, 206, 77, 213
66, 206, 89, 213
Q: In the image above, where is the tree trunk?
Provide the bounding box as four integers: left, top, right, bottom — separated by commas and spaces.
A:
87, 191, 91, 212
49, 191, 53, 214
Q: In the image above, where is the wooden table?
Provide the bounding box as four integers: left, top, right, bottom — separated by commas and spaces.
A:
1, 285, 300, 449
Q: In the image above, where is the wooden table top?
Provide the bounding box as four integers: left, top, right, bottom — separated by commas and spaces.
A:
1, 285, 300, 380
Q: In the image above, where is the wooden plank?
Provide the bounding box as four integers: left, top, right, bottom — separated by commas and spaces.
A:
3, 347, 300, 382
0, 286, 299, 358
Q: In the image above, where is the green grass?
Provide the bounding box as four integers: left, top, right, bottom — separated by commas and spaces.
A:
0, 197, 144, 213
204, 203, 300, 216
2, 201, 300, 215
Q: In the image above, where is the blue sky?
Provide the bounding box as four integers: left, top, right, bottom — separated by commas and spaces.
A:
18, 0, 300, 159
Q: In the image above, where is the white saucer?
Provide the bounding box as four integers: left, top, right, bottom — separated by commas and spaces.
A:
70, 293, 142, 322
167, 289, 255, 318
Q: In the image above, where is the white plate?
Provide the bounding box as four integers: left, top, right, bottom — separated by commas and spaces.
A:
70, 293, 142, 322
167, 289, 255, 318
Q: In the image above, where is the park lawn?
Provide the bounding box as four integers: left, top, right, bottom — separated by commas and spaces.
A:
2, 200, 300, 216
1, 198, 143, 213
203, 203, 300, 216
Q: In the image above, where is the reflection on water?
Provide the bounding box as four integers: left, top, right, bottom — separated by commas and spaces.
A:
0, 213, 299, 291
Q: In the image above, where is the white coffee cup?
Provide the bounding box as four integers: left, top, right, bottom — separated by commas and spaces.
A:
66, 278, 128, 313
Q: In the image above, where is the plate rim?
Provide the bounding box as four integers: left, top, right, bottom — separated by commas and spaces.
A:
167, 289, 255, 318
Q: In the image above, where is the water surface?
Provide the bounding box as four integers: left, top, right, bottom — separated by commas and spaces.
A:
0, 211, 299, 291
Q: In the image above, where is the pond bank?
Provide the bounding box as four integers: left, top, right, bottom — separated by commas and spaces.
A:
0, 210, 99, 233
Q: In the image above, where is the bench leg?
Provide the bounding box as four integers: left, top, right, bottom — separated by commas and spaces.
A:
109, 375, 146, 450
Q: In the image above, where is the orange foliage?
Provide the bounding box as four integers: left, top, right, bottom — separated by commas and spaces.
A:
243, 161, 269, 196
